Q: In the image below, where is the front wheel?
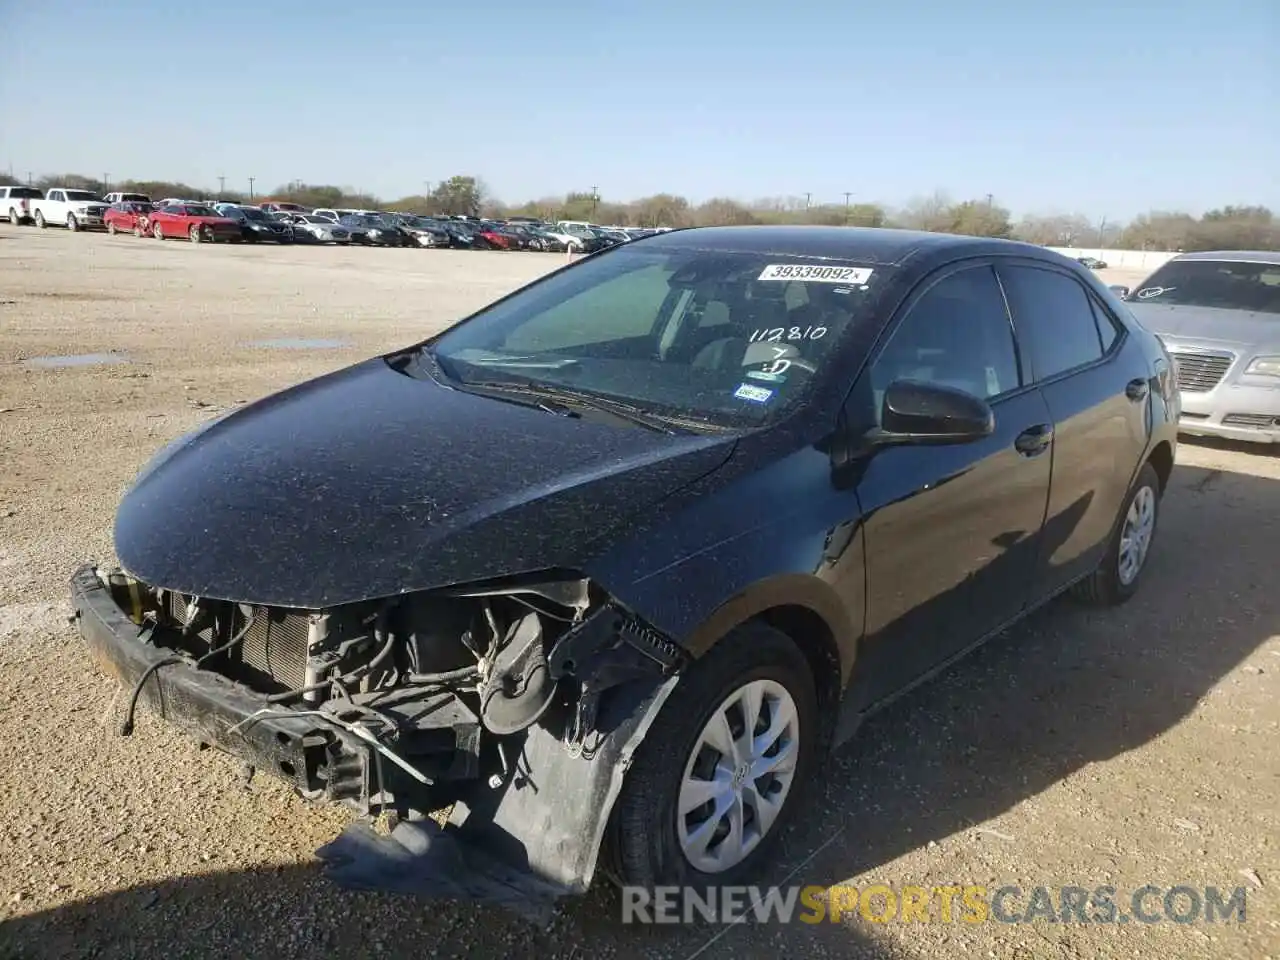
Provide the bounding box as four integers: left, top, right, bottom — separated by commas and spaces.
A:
189, 224, 202, 243
34, 210, 46, 228
106, 221, 117, 236
1072, 462, 1161, 606
152, 221, 165, 240
66, 213, 79, 232
606, 621, 819, 887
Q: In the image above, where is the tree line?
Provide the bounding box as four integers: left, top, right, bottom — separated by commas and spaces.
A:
4, 171, 1276, 252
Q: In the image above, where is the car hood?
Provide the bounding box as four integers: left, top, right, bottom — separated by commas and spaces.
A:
1127, 302, 1280, 351
114, 357, 736, 608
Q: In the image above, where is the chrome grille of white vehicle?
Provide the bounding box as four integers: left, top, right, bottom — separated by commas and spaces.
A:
1169, 350, 1233, 392
1222, 413, 1280, 428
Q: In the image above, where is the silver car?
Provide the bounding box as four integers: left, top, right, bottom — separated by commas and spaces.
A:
289, 214, 351, 243
1123, 251, 1280, 444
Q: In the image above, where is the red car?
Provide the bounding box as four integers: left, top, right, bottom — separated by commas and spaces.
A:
476, 225, 516, 250
104, 201, 157, 238
148, 203, 243, 243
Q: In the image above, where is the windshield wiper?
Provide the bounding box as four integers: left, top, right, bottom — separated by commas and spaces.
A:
463, 380, 691, 434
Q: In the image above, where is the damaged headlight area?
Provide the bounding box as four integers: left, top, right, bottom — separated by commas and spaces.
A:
85, 566, 687, 818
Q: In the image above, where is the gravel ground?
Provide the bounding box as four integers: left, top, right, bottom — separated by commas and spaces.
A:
0, 228, 1276, 960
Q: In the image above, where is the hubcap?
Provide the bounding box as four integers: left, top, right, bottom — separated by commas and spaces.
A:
1118, 485, 1156, 585
677, 678, 799, 874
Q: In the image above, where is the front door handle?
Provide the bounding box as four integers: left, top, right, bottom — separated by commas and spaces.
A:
1015, 424, 1054, 457
1126, 378, 1150, 402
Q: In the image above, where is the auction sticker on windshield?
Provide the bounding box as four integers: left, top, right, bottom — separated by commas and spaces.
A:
758, 264, 874, 284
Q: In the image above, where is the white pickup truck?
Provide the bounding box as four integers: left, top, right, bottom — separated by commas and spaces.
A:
30, 188, 111, 231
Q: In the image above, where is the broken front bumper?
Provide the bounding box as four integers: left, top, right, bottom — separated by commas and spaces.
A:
69, 563, 682, 895
69, 564, 388, 802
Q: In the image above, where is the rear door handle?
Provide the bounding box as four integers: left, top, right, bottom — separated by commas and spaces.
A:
1015, 424, 1054, 457
1126, 378, 1150, 402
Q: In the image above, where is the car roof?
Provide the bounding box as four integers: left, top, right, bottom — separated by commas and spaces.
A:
1171, 250, 1280, 265
635, 225, 1049, 266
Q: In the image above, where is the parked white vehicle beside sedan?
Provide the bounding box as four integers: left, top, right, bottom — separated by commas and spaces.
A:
30, 188, 111, 231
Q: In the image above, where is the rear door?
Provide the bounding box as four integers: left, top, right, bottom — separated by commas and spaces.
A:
996, 261, 1148, 595
846, 262, 1054, 709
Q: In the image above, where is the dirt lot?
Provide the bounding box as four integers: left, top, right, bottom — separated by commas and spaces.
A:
0, 229, 1276, 960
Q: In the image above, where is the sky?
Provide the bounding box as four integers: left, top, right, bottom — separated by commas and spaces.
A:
0, 0, 1276, 220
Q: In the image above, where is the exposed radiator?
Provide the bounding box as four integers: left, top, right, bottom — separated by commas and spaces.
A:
167, 593, 310, 691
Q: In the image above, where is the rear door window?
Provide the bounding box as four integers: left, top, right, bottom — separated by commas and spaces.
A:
998, 265, 1105, 381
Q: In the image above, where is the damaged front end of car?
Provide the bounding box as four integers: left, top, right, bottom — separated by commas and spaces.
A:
71, 563, 686, 893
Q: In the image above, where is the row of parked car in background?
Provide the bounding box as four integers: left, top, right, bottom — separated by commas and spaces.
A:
0, 185, 668, 252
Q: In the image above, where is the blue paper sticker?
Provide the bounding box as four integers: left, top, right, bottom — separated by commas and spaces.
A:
734, 383, 774, 403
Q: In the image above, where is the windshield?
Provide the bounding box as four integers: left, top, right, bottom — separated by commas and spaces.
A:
301, 215, 329, 224
431, 245, 885, 427
240, 207, 269, 221
1133, 259, 1280, 315
65, 190, 102, 202
185, 205, 218, 217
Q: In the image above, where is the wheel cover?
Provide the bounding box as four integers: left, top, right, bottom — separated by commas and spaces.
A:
1118, 485, 1156, 586
677, 677, 800, 873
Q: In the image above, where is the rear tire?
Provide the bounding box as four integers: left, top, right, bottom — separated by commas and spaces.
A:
34, 210, 46, 228
8, 208, 20, 225
152, 221, 165, 240
1072, 462, 1161, 606
107, 221, 117, 235
605, 621, 819, 888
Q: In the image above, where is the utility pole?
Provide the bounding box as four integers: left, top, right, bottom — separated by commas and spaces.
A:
26, 171, 33, 185
843, 192, 852, 224
1097, 216, 1107, 248
590, 185, 599, 220
248, 177, 255, 201
985, 193, 994, 208
218, 175, 226, 196
804, 192, 812, 210
102, 173, 110, 193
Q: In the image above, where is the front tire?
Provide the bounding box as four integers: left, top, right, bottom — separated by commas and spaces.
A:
107, 221, 117, 235
34, 210, 46, 228
152, 221, 165, 240
189, 224, 202, 243
606, 622, 819, 887
1072, 462, 1161, 606
66, 213, 79, 232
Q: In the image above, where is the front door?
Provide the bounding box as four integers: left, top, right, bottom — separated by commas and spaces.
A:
845, 262, 1054, 711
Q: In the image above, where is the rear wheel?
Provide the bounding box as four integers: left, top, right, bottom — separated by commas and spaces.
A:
1072, 462, 1161, 606
133, 221, 145, 238
8, 208, 20, 225
606, 621, 819, 887
152, 221, 165, 240
34, 210, 46, 228
107, 220, 117, 235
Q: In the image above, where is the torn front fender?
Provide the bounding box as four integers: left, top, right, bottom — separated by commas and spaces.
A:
320, 673, 679, 905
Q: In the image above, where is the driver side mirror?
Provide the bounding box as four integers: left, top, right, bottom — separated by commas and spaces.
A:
871, 379, 994, 446
1108, 285, 1130, 300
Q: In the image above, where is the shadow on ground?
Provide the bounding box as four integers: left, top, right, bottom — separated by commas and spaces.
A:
3, 461, 1275, 960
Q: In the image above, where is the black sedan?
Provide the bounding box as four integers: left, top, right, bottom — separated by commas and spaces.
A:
70, 227, 1177, 899
214, 203, 294, 243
